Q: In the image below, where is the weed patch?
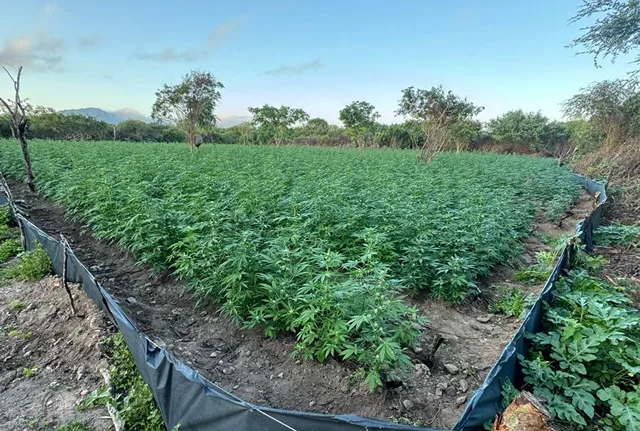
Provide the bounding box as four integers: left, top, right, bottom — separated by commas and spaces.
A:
1, 244, 51, 281
81, 334, 166, 431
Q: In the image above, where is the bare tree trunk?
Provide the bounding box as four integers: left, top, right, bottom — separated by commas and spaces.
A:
0, 66, 36, 192
18, 132, 35, 192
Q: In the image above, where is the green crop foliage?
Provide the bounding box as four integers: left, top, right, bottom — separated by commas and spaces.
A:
0, 140, 581, 387
519, 269, 640, 430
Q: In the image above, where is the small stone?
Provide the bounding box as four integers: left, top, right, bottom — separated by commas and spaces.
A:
309, 401, 316, 407
277, 372, 284, 379
295, 360, 301, 365
108, 278, 115, 283
172, 309, 180, 316
210, 352, 218, 358
435, 388, 444, 397
436, 382, 448, 389
402, 399, 415, 411
222, 367, 234, 375
412, 346, 424, 354
233, 384, 239, 390
80, 389, 89, 396
46, 400, 53, 406
245, 350, 252, 357
218, 360, 223, 365
76, 365, 86, 381
444, 364, 459, 375
414, 363, 430, 377
270, 374, 274, 380
145, 288, 152, 294
459, 379, 469, 393
456, 395, 468, 406
476, 315, 492, 324
126, 296, 137, 305
469, 320, 491, 333
441, 332, 460, 343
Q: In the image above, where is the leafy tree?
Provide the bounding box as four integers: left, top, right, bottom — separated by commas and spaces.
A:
489, 110, 550, 149
0, 114, 11, 138
396, 86, 483, 160
562, 79, 640, 147
117, 120, 157, 142
564, 119, 604, 153
570, 0, 640, 74
160, 126, 187, 143
489, 110, 571, 154
339, 101, 380, 149
449, 119, 483, 152
27, 112, 112, 141
151, 70, 224, 150
304, 118, 330, 136
248, 105, 309, 145
396, 86, 483, 125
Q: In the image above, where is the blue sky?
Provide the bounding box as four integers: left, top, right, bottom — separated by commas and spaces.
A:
0, 0, 634, 125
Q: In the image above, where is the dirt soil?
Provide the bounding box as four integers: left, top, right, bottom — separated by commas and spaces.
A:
6, 181, 595, 430
0, 275, 113, 431
598, 183, 640, 307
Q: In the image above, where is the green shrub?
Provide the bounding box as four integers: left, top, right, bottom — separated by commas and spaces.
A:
595, 223, 640, 246
2, 244, 51, 281
0, 239, 21, 263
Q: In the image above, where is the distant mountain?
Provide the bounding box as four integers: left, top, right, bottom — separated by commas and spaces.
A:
61, 107, 151, 124
61, 107, 249, 128
217, 115, 251, 128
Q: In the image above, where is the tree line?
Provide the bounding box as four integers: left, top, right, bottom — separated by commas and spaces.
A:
0, 86, 610, 157
2, 0, 639, 168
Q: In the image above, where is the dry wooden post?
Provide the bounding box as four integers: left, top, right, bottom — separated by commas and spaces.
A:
60, 234, 77, 316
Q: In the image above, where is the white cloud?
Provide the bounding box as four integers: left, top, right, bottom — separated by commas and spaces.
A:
0, 31, 65, 72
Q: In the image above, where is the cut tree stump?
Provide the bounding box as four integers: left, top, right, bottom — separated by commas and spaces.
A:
491, 391, 554, 431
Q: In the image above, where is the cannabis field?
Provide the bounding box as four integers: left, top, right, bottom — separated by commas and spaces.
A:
0, 140, 581, 388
